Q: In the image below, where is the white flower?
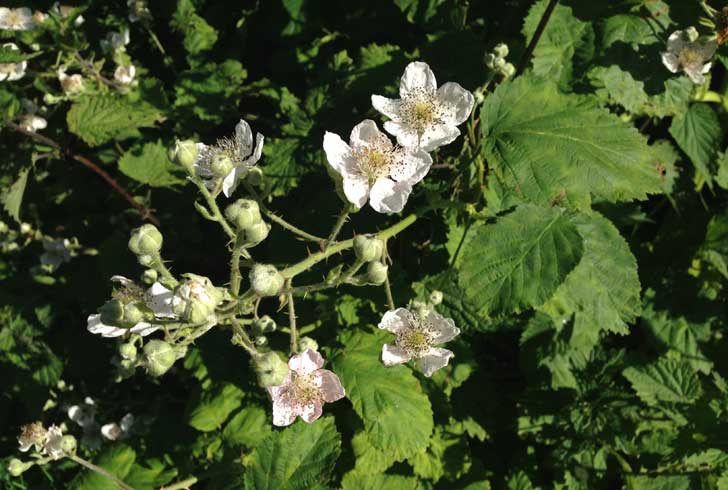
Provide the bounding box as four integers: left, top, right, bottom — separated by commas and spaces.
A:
19, 114, 47, 132
87, 277, 175, 338
57, 66, 84, 95
323, 119, 432, 214
661, 27, 717, 84
378, 307, 460, 377
194, 119, 264, 197
114, 64, 135, 85
0, 43, 27, 82
0, 7, 35, 31
372, 61, 474, 152
101, 413, 134, 441
67, 397, 96, 428
42, 425, 65, 460
102, 28, 130, 53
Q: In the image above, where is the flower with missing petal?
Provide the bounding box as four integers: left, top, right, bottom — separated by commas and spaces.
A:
323, 119, 432, 213
0, 44, 27, 82
372, 61, 474, 152
87, 276, 175, 338
0, 7, 35, 31
661, 27, 717, 84
268, 349, 345, 427
378, 307, 460, 377
193, 119, 264, 197
114, 64, 136, 85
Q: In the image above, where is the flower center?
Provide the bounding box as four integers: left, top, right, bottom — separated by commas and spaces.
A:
286, 373, 321, 407
400, 89, 443, 135
678, 47, 703, 66
351, 133, 404, 181
396, 317, 436, 358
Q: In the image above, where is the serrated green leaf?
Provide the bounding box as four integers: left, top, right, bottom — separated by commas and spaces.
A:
601, 15, 660, 50
0, 45, 41, 63
626, 475, 691, 490
69, 444, 136, 490
2, 167, 28, 222
341, 472, 421, 490
717, 150, 728, 190
457, 204, 583, 317
67, 95, 162, 147
173, 60, 248, 124
669, 102, 722, 185
482, 75, 667, 209
118, 140, 185, 187
243, 416, 341, 490
171, 0, 218, 55
413, 270, 491, 332
589, 65, 649, 114
394, 0, 446, 24
330, 329, 433, 460
623, 358, 702, 405
187, 383, 244, 432
124, 460, 177, 490
222, 405, 271, 448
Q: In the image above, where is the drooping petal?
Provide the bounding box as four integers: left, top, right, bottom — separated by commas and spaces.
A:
350, 119, 385, 149
87, 314, 126, 338
221, 166, 243, 198
235, 119, 254, 156
315, 369, 346, 402
419, 124, 460, 152
369, 178, 412, 214
371, 95, 402, 120
389, 148, 432, 184
384, 121, 419, 149
288, 348, 325, 375
378, 308, 413, 334
381, 344, 411, 366
702, 61, 713, 74
416, 347, 454, 377
426, 311, 460, 344
147, 282, 175, 318
323, 131, 353, 175
129, 322, 158, 337
299, 401, 323, 423
437, 82, 475, 126
110, 275, 134, 286
661, 52, 680, 73
245, 133, 264, 166
666, 30, 687, 53
399, 61, 437, 97
342, 175, 370, 209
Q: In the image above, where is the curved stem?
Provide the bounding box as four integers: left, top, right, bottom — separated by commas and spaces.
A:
69, 454, 134, 490
193, 180, 236, 240
265, 209, 324, 242
151, 255, 178, 287
324, 205, 352, 248
287, 279, 298, 353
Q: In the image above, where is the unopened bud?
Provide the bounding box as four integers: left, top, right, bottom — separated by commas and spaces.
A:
143, 340, 176, 377
493, 57, 506, 70
210, 153, 234, 179
252, 315, 277, 334
20, 222, 32, 234
246, 167, 264, 186
0, 221, 8, 233
366, 261, 388, 285
410, 300, 431, 318
249, 264, 284, 297
60, 435, 77, 454
429, 290, 443, 305
502, 62, 515, 78
353, 234, 384, 262
170, 139, 198, 170
255, 352, 289, 387
485, 53, 497, 69
241, 220, 270, 247
128, 224, 163, 256
493, 43, 509, 59
121, 301, 152, 327
119, 342, 137, 360
141, 269, 158, 284
254, 336, 268, 347
225, 199, 261, 230
8, 458, 32, 477
99, 299, 125, 326
137, 254, 155, 267
299, 336, 318, 352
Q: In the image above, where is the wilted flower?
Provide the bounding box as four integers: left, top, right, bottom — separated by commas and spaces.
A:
114, 64, 136, 85
323, 119, 432, 213
378, 307, 460, 377
87, 276, 174, 338
268, 349, 345, 426
372, 61, 474, 152
40, 238, 72, 270
0, 44, 27, 82
18, 422, 47, 452
57, 66, 84, 95
194, 119, 264, 197
661, 27, 717, 84
101, 413, 134, 441
171, 274, 222, 324
0, 7, 35, 31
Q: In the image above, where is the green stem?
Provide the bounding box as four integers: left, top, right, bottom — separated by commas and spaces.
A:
161, 477, 199, 490
383, 275, 395, 310
230, 318, 258, 356
152, 255, 178, 287
70, 454, 134, 490
287, 279, 298, 353
244, 183, 323, 242
194, 180, 236, 240
324, 205, 352, 247
230, 235, 246, 296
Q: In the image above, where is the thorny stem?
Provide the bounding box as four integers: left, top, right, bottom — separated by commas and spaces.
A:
6, 121, 160, 225
324, 204, 352, 248
516, 0, 559, 76
244, 182, 323, 242
231, 318, 258, 356
69, 454, 134, 490
193, 179, 236, 240
151, 255, 178, 287
230, 235, 249, 296
287, 279, 298, 353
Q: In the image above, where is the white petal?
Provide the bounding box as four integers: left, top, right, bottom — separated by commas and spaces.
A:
426, 311, 460, 344
385, 121, 419, 149
381, 344, 411, 366
369, 178, 412, 214
129, 322, 158, 336
371, 95, 402, 120
342, 175, 370, 208
314, 369, 345, 402
271, 397, 297, 427
147, 282, 175, 318
702, 62, 713, 74
87, 314, 126, 338
288, 348, 324, 375
349, 119, 385, 149
120, 413, 134, 432
416, 347, 454, 377
400, 61, 437, 97
437, 82, 474, 126
245, 133, 264, 165
323, 131, 352, 174
222, 166, 242, 198
299, 401, 323, 423
235, 119, 253, 155
378, 308, 413, 334
101, 423, 121, 440
419, 124, 460, 152
110, 275, 134, 286
390, 148, 432, 184
666, 30, 686, 52
661, 52, 679, 73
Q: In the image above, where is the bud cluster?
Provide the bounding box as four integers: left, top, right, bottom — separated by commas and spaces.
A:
485, 43, 515, 78
226, 199, 270, 247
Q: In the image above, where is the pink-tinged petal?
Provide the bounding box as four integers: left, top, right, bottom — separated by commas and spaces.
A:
384, 121, 419, 149
381, 344, 411, 366
702, 61, 713, 74
400, 61, 437, 97
288, 348, 324, 374
369, 178, 412, 214
389, 148, 432, 184
349, 119, 385, 149
315, 369, 345, 402
87, 314, 125, 338
419, 124, 460, 152
378, 308, 413, 334
371, 95, 402, 120
426, 311, 460, 344
271, 398, 297, 427
437, 82, 474, 126
342, 175, 370, 209
300, 401, 323, 423
416, 347, 454, 377
323, 131, 353, 175
661, 52, 679, 73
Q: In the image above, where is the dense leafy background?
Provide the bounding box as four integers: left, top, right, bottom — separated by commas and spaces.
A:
1, 0, 727, 488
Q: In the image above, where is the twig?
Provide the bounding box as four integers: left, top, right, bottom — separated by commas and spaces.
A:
516, 0, 559, 76
286, 278, 297, 353
383, 275, 395, 310
244, 182, 323, 242
160, 477, 198, 490
324, 205, 351, 248
70, 454, 134, 490
6, 121, 160, 225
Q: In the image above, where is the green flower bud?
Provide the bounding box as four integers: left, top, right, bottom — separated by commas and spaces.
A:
254, 336, 268, 347
249, 264, 285, 297
121, 301, 153, 328
493, 57, 506, 70
493, 43, 509, 59
170, 139, 199, 171
410, 300, 431, 319
172, 274, 222, 323
241, 220, 270, 247
141, 269, 158, 284
367, 261, 388, 285
429, 290, 443, 306
119, 358, 136, 370
119, 342, 137, 360
485, 53, 497, 69
255, 351, 289, 387
246, 167, 264, 186
60, 435, 77, 454
99, 299, 125, 326
225, 199, 261, 230
128, 224, 163, 256
0, 221, 8, 233
137, 254, 155, 267
353, 234, 384, 262
143, 340, 176, 377
8, 458, 32, 477
252, 315, 277, 334
210, 153, 234, 179
299, 336, 318, 352
502, 62, 515, 78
